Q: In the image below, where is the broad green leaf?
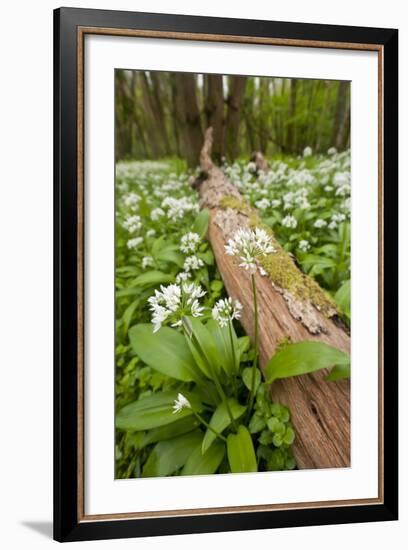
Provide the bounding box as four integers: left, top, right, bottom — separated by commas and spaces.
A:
266, 341, 350, 384
184, 317, 221, 379
242, 367, 262, 393
132, 270, 174, 287
301, 254, 336, 271
326, 362, 351, 381
141, 416, 199, 448
206, 318, 238, 375
155, 247, 185, 268
181, 440, 225, 476
198, 249, 214, 266
142, 431, 203, 477
129, 324, 200, 382
335, 280, 350, 319
192, 209, 210, 239
227, 425, 257, 473
116, 391, 194, 431
237, 336, 250, 356
122, 298, 139, 334
202, 399, 246, 454
116, 287, 142, 298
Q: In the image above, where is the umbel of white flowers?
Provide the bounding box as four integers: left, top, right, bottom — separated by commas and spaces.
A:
225, 227, 275, 275
148, 282, 206, 333
212, 297, 243, 328
172, 393, 191, 414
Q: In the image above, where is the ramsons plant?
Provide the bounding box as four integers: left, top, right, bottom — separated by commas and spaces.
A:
115, 155, 351, 478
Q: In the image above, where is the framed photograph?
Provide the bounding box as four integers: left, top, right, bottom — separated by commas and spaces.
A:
54, 7, 398, 542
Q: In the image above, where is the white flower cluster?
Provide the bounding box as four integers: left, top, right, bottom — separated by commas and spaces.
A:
161, 197, 199, 220
142, 256, 154, 269
127, 236, 143, 250
298, 239, 311, 252
150, 207, 165, 221
303, 146, 313, 157
183, 255, 204, 273
148, 282, 206, 333
255, 198, 271, 210
314, 218, 327, 229
333, 172, 351, 197
328, 212, 347, 229
180, 232, 201, 254
123, 192, 141, 211
123, 214, 142, 233
172, 393, 191, 414
225, 227, 275, 275
212, 297, 243, 328
282, 215, 298, 229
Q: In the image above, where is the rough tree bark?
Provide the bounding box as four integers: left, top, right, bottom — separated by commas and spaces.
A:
196, 128, 350, 470
175, 73, 203, 168
204, 74, 224, 164
332, 81, 350, 151
224, 76, 247, 162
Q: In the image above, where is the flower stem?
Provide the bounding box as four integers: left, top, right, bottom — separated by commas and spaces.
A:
247, 274, 259, 418
228, 321, 238, 397
193, 411, 227, 442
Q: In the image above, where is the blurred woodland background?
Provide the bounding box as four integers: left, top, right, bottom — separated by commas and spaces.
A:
115, 70, 350, 167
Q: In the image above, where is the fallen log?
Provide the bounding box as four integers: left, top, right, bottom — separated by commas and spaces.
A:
250, 151, 269, 174
196, 128, 350, 470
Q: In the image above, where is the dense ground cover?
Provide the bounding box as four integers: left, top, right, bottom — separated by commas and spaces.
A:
115, 150, 351, 479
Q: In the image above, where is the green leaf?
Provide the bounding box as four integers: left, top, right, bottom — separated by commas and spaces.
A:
266, 341, 350, 384
206, 318, 238, 375
326, 362, 351, 381
142, 431, 203, 477
248, 414, 266, 434
181, 440, 225, 476
227, 425, 258, 473
116, 391, 194, 431
283, 426, 295, 445
122, 298, 139, 334
184, 317, 221, 379
129, 324, 200, 382
141, 416, 200, 448
133, 270, 174, 287
202, 399, 246, 454
335, 280, 350, 319
237, 336, 250, 356
155, 247, 185, 268
192, 209, 210, 239
242, 367, 262, 392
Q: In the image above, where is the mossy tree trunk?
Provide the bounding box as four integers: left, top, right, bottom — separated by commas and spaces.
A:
196, 128, 351, 470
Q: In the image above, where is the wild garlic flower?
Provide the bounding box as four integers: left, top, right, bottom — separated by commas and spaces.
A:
123, 215, 142, 233
148, 282, 206, 333
176, 271, 191, 283
183, 255, 204, 272
271, 199, 281, 208
282, 215, 298, 229
298, 240, 311, 252
328, 147, 337, 156
161, 197, 199, 220
225, 227, 275, 275
172, 393, 191, 414
150, 207, 165, 221
180, 232, 201, 254
314, 218, 327, 229
303, 146, 313, 157
123, 192, 141, 211
146, 229, 156, 238
142, 256, 154, 269
127, 236, 143, 250
212, 297, 243, 328
255, 198, 270, 210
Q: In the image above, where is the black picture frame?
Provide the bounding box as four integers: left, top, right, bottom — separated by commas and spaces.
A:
54, 7, 398, 542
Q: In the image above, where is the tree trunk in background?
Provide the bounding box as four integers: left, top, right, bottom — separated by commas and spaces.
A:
204, 74, 224, 163
332, 81, 349, 150
286, 78, 298, 153
259, 79, 270, 155
169, 74, 182, 157
224, 76, 247, 162
139, 72, 163, 158
175, 73, 203, 168
150, 72, 171, 155
196, 128, 350, 470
